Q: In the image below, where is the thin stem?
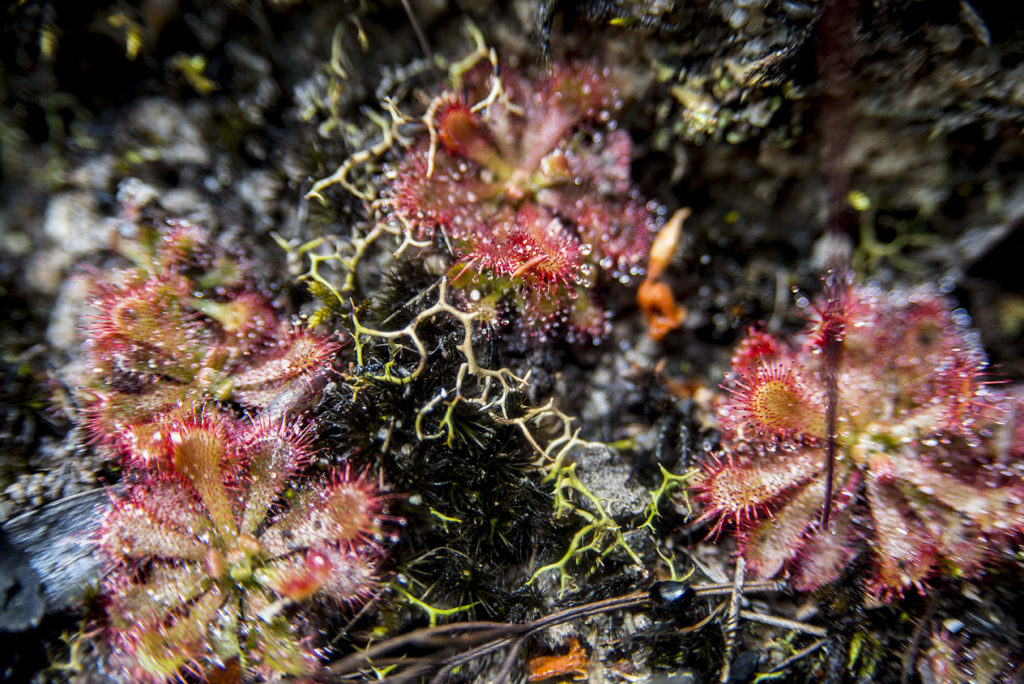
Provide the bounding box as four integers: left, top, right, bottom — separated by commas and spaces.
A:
719, 556, 746, 683
398, 0, 433, 61
325, 580, 787, 680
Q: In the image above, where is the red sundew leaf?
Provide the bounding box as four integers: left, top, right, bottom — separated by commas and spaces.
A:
513, 290, 565, 338
997, 394, 1024, 461
257, 546, 377, 605
155, 411, 238, 538
563, 128, 633, 196
540, 61, 618, 126
564, 294, 611, 342
864, 474, 937, 598
739, 465, 860, 585
190, 292, 278, 340
101, 497, 209, 562
89, 275, 205, 384
388, 145, 495, 241
312, 547, 379, 604
474, 205, 583, 292
258, 548, 335, 602
694, 447, 823, 536
519, 105, 577, 172
247, 612, 321, 677
231, 327, 339, 409
436, 96, 511, 175
729, 329, 785, 378
887, 449, 1024, 533
260, 470, 381, 557
739, 479, 823, 578
238, 417, 311, 536
789, 504, 860, 593
85, 384, 195, 453
784, 469, 862, 591
504, 62, 614, 170
154, 220, 209, 272
932, 348, 990, 432
453, 206, 517, 279
125, 482, 211, 538
903, 495, 992, 579
115, 586, 224, 683
555, 196, 656, 273
109, 561, 210, 626
436, 95, 480, 156
721, 362, 826, 441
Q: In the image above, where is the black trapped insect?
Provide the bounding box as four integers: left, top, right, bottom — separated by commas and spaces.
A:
649, 581, 695, 609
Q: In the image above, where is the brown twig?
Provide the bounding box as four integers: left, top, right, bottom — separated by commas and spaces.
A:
324, 579, 788, 681
762, 638, 827, 674
719, 556, 746, 683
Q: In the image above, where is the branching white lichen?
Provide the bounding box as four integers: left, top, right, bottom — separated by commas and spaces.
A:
344, 277, 644, 595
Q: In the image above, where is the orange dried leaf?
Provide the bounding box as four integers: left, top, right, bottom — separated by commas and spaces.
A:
638, 208, 688, 340
527, 638, 589, 682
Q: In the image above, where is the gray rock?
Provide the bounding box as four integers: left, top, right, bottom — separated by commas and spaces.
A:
123, 98, 211, 167
0, 530, 44, 632
27, 192, 115, 293
1, 488, 111, 614
575, 444, 648, 519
